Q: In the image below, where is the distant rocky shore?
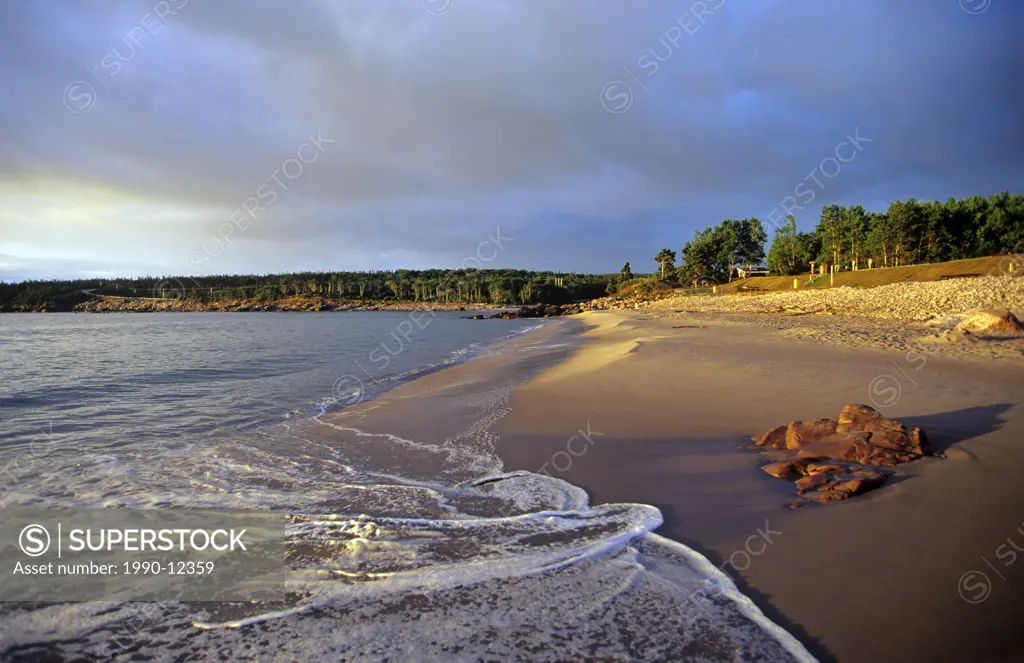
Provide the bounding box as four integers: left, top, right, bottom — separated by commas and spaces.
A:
55, 297, 495, 314
6, 295, 595, 317
464, 302, 589, 319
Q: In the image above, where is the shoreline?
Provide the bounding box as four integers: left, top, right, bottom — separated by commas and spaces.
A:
14, 299, 501, 314
306, 316, 818, 659
2, 300, 583, 317
494, 310, 1024, 662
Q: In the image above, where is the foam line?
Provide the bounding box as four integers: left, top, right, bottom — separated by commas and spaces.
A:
645, 532, 819, 663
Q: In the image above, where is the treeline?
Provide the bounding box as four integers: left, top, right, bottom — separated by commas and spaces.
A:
646, 191, 1022, 286
0, 269, 613, 311
767, 191, 1023, 276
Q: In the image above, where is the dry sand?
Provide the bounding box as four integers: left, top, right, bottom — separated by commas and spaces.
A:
496, 311, 1024, 663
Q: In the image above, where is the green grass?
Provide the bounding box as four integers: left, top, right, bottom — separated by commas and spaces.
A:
720, 256, 1018, 294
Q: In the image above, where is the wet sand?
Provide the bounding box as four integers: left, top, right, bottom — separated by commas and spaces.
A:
495, 311, 1024, 662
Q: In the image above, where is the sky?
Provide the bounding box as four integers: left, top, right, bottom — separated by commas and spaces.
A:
1, 0, 1021, 281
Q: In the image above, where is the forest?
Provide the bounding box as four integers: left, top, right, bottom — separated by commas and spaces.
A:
6, 192, 1021, 311
652, 191, 1023, 286
0, 268, 613, 312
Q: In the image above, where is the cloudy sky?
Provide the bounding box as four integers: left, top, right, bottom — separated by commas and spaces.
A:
1, 0, 1020, 281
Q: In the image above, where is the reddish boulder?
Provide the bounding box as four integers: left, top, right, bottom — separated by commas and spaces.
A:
832, 471, 886, 497
804, 462, 845, 475
762, 462, 801, 480
784, 419, 839, 450
798, 435, 870, 463
753, 403, 932, 504
863, 447, 902, 467
836, 404, 903, 434
795, 473, 832, 494
752, 424, 788, 449
807, 471, 887, 503
758, 403, 930, 468
909, 428, 928, 456
868, 428, 913, 451
761, 457, 832, 480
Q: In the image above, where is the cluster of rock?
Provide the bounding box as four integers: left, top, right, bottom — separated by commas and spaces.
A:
753, 404, 934, 505
466, 303, 587, 319
464, 294, 676, 319
645, 274, 1024, 322
573, 293, 666, 313
761, 458, 888, 503
3, 304, 53, 313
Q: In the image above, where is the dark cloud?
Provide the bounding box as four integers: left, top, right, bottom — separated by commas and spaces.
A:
1, 0, 1020, 279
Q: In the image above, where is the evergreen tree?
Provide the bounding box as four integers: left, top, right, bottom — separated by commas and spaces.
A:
655, 249, 677, 279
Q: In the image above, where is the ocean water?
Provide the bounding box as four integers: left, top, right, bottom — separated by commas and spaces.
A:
0, 313, 814, 662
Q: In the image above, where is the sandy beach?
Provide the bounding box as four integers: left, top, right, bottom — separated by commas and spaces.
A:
6, 308, 1022, 660
495, 310, 1024, 662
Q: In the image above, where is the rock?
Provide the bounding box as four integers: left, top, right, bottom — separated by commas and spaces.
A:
785, 418, 839, 449
836, 404, 902, 434
795, 473, 832, 494
809, 489, 848, 503
957, 309, 1024, 333
850, 469, 886, 483
798, 435, 870, 462
832, 473, 886, 497
804, 462, 845, 475
762, 462, 801, 480
752, 424, 787, 449
754, 403, 928, 504
862, 447, 902, 467
808, 471, 888, 503
868, 428, 914, 451
762, 457, 831, 481
909, 428, 928, 456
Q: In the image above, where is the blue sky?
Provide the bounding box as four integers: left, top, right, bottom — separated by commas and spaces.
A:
1, 0, 1021, 281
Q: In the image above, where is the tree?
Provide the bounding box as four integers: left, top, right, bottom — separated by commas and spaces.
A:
767, 215, 800, 275
739, 218, 768, 269
886, 199, 925, 266
655, 249, 676, 279
679, 229, 720, 285
842, 205, 870, 269
797, 232, 822, 272
862, 213, 891, 267
620, 262, 634, 281
816, 204, 844, 268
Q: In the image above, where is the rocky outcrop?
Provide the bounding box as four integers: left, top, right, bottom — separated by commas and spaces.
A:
754, 404, 935, 505
70, 297, 494, 314
467, 303, 587, 319
760, 457, 888, 503
752, 404, 929, 467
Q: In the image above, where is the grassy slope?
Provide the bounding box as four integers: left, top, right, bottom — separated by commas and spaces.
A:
720, 255, 1017, 293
